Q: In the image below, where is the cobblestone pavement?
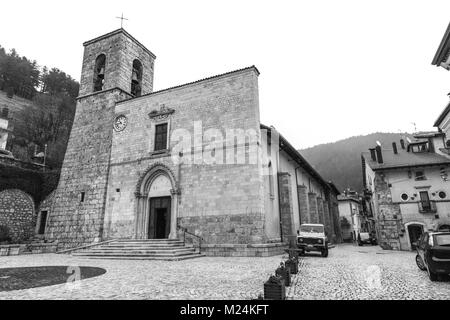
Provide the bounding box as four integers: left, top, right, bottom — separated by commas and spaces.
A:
0, 253, 285, 300
287, 244, 450, 300
1, 244, 449, 299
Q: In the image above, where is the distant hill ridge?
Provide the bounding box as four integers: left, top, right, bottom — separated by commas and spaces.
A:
299, 132, 412, 192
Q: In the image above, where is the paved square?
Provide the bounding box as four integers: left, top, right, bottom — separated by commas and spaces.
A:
0, 244, 449, 299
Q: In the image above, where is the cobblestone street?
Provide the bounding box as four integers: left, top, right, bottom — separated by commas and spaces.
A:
287, 244, 450, 300
0, 244, 449, 299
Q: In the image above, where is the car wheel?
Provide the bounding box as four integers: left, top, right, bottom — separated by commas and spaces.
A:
321, 249, 328, 257
415, 255, 426, 271
427, 265, 438, 281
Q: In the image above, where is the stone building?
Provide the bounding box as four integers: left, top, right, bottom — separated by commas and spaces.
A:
362, 137, 450, 251
44, 28, 340, 256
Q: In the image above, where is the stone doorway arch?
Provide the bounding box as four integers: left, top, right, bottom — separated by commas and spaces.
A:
135, 163, 179, 239
404, 222, 425, 251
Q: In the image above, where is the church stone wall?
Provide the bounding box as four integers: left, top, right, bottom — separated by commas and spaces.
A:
45, 90, 131, 249
104, 68, 267, 244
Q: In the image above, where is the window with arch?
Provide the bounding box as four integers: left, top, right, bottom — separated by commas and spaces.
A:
131, 59, 143, 96
93, 54, 106, 92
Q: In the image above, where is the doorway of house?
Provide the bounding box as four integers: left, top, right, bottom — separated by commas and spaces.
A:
149, 197, 171, 239
408, 224, 424, 250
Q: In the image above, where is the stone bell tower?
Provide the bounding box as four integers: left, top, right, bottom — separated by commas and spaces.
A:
45, 29, 156, 249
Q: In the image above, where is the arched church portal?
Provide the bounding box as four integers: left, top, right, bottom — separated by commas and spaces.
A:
135, 164, 179, 239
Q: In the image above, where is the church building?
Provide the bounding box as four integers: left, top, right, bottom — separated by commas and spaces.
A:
44, 28, 340, 256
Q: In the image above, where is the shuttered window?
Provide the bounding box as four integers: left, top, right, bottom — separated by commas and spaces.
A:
154, 123, 168, 151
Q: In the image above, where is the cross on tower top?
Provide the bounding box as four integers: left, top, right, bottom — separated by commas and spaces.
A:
116, 13, 129, 28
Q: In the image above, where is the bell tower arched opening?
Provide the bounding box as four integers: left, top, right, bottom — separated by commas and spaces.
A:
93, 54, 106, 92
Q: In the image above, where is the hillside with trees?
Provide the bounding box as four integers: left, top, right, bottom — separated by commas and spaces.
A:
0, 45, 79, 168
299, 132, 413, 192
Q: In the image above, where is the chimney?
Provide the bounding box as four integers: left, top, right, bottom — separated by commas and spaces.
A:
392, 142, 398, 154
400, 139, 405, 149
375, 145, 383, 164
369, 148, 376, 161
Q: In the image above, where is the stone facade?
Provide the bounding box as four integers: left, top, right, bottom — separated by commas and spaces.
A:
44, 29, 341, 254
278, 172, 295, 242
308, 192, 318, 224
0, 189, 35, 242
297, 185, 309, 224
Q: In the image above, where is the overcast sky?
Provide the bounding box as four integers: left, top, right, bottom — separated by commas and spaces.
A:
1, 0, 450, 149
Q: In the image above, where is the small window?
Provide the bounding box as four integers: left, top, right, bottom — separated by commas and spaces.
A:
80, 192, 85, 202
439, 191, 446, 199
38, 211, 48, 235
268, 161, 274, 197
415, 170, 426, 181
401, 193, 409, 201
154, 123, 168, 151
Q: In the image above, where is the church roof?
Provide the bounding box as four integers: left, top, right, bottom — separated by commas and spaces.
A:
434, 100, 450, 127
116, 65, 260, 105
83, 28, 156, 59
260, 124, 339, 195
362, 147, 450, 171
432, 21, 450, 67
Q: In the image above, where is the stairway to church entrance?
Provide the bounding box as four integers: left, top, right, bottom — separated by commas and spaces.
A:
70, 239, 205, 261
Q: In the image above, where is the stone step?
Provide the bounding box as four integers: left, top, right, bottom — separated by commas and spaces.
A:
70, 238, 204, 261
73, 253, 206, 261
72, 250, 198, 258
110, 239, 182, 243
78, 248, 196, 255
104, 246, 187, 250
106, 242, 185, 248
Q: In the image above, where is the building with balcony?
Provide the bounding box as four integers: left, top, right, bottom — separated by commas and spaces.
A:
361, 136, 450, 251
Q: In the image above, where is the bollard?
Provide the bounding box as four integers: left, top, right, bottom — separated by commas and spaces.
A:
275, 262, 291, 286
264, 275, 286, 300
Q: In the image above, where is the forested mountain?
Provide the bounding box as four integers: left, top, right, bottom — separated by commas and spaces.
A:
0, 45, 79, 168
300, 132, 413, 192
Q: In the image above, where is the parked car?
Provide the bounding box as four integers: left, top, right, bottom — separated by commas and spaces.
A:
297, 223, 329, 257
357, 232, 377, 246
414, 231, 450, 281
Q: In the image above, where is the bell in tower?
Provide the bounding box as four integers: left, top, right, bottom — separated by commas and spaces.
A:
93, 54, 106, 92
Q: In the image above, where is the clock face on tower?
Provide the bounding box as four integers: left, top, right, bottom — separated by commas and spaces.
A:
113, 115, 128, 132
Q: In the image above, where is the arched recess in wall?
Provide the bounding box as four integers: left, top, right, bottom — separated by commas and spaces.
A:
0, 189, 35, 242
93, 54, 106, 92
131, 59, 143, 97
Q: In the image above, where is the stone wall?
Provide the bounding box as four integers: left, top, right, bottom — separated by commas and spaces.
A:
278, 172, 294, 241
317, 197, 324, 224
308, 192, 319, 223
373, 174, 402, 250
79, 30, 155, 97
104, 67, 265, 245
297, 185, 309, 224
45, 89, 131, 249
0, 189, 35, 243
177, 212, 265, 244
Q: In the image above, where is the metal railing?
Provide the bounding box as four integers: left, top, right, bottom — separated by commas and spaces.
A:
418, 200, 437, 213
178, 226, 203, 254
